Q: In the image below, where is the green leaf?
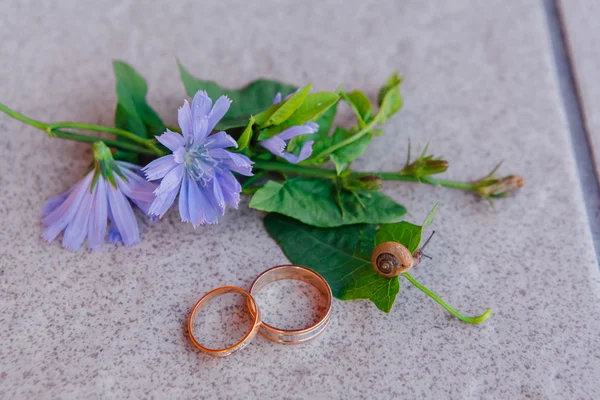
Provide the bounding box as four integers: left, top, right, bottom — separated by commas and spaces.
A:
179, 62, 297, 130
287, 92, 340, 125
341, 90, 373, 127
235, 116, 254, 152
256, 92, 340, 141
329, 127, 373, 174
313, 100, 338, 139
375, 203, 439, 252
264, 213, 400, 312
285, 101, 339, 155
249, 177, 406, 227
311, 126, 372, 172
113, 61, 166, 162
376, 73, 403, 124
375, 222, 423, 253
263, 84, 311, 127
423, 202, 439, 228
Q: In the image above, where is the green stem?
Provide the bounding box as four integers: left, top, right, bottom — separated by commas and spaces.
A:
310, 118, 377, 161
47, 122, 163, 155
0, 103, 48, 130
371, 173, 479, 191
253, 161, 336, 179
0, 103, 165, 156
402, 272, 492, 324
50, 129, 158, 155
252, 160, 479, 193
241, 171, 267, 189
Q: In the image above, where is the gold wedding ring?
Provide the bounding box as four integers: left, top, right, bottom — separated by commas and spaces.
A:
188, 265, 333, 356
188, 286, 261, 357
249, 265, 333, 345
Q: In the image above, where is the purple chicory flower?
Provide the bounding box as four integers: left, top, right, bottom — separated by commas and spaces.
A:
143, 91, 253, 226
258, 92, 319, 164
41, 142, 157, 251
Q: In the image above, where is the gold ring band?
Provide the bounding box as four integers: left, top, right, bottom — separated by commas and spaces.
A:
188, 286, 261, 357
248, 265, 333, 344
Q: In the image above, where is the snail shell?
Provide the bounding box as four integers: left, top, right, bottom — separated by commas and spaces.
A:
371, 242, 414, 278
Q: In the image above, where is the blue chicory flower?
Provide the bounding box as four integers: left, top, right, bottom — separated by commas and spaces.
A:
258, 92, 319, 164
41, 142, 156, 251
143, 91, 253, 226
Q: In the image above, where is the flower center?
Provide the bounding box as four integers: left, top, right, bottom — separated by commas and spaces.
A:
183, 144, 218, 183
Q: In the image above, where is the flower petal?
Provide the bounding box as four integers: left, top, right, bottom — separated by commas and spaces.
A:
116, 169, 156, 214
188, 180, 217, 225
178, 173, 190, 223
276, 122, 319, 141
154, 164, 184, 197
281, 141, 314, 164
143, 155, 178, 181
205, 131, 237, 150
41, 172, 94, 243
178, 100, 194, 143
259, 136, 286, 157
107, 207, 122, 244
156, 130, 186, 152
217, 170, 242, 208
87, 178, 107, 251
149, 172, 182, 218
193, 115, 209, 144
191, 90, 212, 119
107, 183, 140, 247
41, 188, 71, 217
62, 182, 95, 251
210, 177, 226, 215
208, 148, 254, 175
273, 92, 282, 105
207, 96, 232, 133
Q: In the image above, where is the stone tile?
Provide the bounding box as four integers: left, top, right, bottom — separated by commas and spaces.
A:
0, 1, 599, 399
559, 0, 600, 183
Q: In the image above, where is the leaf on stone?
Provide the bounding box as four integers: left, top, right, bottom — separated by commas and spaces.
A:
178, 62, 297, 130
113, 61, 166, 163
249, 177, 406, 227
263, 213, 400, 312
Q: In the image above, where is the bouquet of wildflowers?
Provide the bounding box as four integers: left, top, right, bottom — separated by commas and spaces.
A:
0, 61, 522, 317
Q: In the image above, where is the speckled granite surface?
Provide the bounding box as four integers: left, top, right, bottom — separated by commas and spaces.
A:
559, 0, 600, 184
1, 1, 600, 399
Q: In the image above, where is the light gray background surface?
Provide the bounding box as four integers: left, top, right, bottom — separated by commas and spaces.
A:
559, 0, 600, 184
1, 1, 600, 399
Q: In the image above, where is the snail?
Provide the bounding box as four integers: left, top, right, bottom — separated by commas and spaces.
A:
371, 231, 435, 278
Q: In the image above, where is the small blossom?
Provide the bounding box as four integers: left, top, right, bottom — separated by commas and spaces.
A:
41, 142, 156, 251
258, 92, 319, 164
342, 175, 382, 191
476, 175, 525, 198
143, 91, 253, 226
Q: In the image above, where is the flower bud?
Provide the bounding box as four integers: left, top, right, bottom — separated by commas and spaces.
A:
342, 175, 382, 191
401, 157, 449, 178
477, 175, 525, 198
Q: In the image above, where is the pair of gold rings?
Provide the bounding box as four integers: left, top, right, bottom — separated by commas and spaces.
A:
188, 265, 333, 357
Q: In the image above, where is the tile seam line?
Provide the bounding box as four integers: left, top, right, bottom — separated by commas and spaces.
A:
541, 0, 600, 263
554, 0, 600, 183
